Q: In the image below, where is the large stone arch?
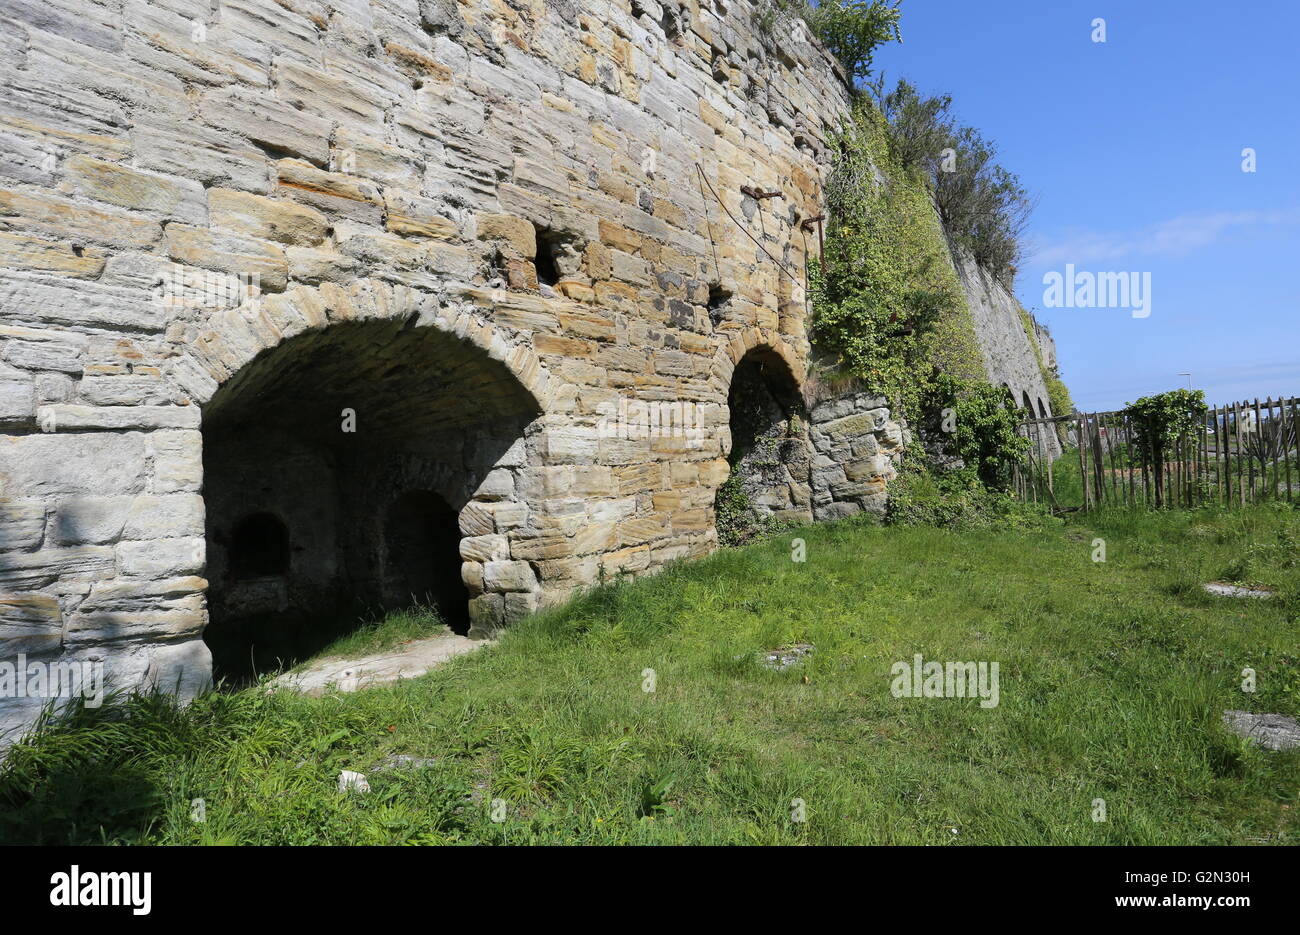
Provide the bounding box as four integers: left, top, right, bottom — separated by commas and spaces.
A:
165, 279, 554, 413
179, 279, 557, 678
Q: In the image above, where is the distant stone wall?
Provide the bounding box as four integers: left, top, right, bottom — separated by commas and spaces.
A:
951, 250, 1062, 458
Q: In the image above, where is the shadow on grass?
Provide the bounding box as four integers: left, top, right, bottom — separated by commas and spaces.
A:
0, 695, 167, 845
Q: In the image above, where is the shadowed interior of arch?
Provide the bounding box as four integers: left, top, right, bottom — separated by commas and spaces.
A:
200, 318, 538, 684
716, 346, 812, 543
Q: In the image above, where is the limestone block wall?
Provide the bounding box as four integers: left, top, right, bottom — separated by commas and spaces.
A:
952, 250, 1063, 458
0, 0, 914, 742
809, 392, 906, 520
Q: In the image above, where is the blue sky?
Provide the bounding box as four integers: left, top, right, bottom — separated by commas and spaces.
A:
869, 0, 1300, 411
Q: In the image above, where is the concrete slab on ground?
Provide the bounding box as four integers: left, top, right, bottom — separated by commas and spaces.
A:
272, 631, 490, 696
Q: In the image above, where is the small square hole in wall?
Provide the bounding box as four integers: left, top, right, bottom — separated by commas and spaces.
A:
534, 229, 562, 287
708, 283, 732, 326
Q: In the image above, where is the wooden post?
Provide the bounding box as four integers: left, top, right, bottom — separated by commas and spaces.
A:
1236, 402, 1246, 507
1105, 412, 1119, 505
1151, 414, 1164, 508
1077, 415, 1090, 511
1091, 415, 1105, 506
1279, 397, 1289, 504
1223, 406, 1233, 507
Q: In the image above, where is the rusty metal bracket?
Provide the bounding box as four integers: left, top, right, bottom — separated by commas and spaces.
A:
801, 214, 826, 256
740, 185, 782, 200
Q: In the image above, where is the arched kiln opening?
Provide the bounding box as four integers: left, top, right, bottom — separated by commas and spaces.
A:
715, 346, 812, 545
200, 318, 537, 683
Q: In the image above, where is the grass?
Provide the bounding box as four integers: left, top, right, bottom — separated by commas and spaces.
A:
300, 606, 449, 665
1, 505, 1298, 845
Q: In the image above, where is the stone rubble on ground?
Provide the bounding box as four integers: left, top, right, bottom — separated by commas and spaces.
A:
759, 642, 813, 671
337, 770, 371, 794
1222, 710, 1300, 751
1203, 582, 1274, 599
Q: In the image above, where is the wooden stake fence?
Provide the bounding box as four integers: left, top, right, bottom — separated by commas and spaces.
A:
1015, 395, 1300, 512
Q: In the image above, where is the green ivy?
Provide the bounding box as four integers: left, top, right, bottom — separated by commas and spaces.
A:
926, 374, 1030, 489
714, 474, 777, 548
810, 103, 986, 424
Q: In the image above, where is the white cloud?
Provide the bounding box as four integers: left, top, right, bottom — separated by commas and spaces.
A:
1027, 209, 1299, 268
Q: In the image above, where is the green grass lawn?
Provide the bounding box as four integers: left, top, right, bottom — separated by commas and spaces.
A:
2, 505, 1298, 845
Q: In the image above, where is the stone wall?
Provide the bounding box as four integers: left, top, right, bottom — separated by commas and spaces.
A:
951, 249, 1062, 458
809, 392, 906, 521
0, 0, 1059, 745
0, 0, 892, 743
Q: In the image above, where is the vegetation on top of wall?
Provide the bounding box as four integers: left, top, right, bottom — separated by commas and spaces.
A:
871, 78, 1033, 287
758, 0, 902, 81
808, 103, 986, 425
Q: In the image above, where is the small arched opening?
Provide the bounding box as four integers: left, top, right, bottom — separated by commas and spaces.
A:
716, 346, 811, 545
230, 512, 290, 579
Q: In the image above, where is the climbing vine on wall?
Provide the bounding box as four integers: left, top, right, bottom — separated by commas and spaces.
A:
925, 374, 1029, 489
809, 103, 986, 424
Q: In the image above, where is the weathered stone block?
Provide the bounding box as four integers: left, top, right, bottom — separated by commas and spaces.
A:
61, 154, 206, 223
476, 213, 536, 258
209, 189, 328, 247
0, 433, 147, 497
51, 496, 133, 545
0, 231, 107, 278
0, 546, 115, 590
0, 593, 62, 654
200, 86, 333, 167
460, 534, 509, 562
0, 379, 35, 423
36, 404, 200, 431
150, 431, 202, 494
116, 538, 204, 578
482, 560, 537, 593
166, 224, 289, 292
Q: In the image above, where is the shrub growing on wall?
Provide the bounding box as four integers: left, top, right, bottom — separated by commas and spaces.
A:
872, 79, 1032, 287
760, 1, 902, 81
926, 374, 1030, 489
800, 0, 902, 81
